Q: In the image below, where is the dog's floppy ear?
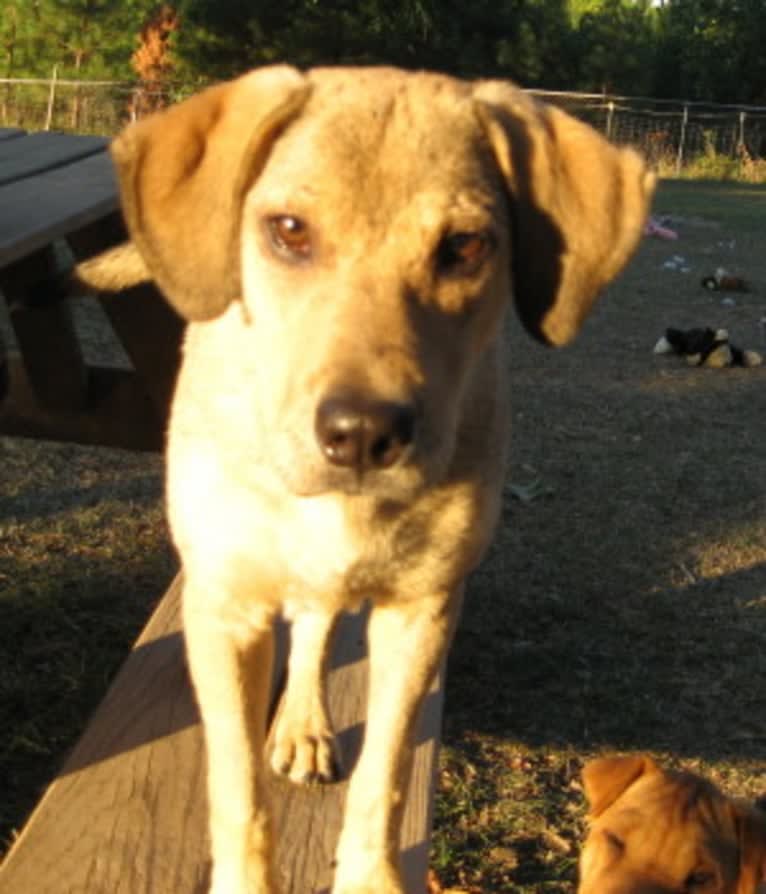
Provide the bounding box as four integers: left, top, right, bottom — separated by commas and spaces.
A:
582, 754, 659, 818
110, 65, 311, 321
474, 81, 655, 346
734, 804, 766, 893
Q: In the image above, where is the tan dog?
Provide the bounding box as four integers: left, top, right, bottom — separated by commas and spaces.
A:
579, 754, 766, 894
104, 66, 653, 894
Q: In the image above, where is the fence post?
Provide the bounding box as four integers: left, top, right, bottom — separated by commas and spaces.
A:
44, 65, 58, 131
606, 100, 615, 142
739, 110, 746, 151
675, 103, 689, 175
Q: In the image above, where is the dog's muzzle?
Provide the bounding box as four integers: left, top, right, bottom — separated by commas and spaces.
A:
314, 392, 416, 476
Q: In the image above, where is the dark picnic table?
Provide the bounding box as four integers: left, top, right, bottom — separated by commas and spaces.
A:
0, 128, 182, 450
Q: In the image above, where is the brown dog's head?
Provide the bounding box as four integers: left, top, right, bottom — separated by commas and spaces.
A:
579, 755, 766, 894
111, 66, 653, 497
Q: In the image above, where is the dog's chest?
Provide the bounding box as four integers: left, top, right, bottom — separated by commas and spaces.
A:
212, 477, 415, 611
275, 490, 466, 611
278, 495, 376, 605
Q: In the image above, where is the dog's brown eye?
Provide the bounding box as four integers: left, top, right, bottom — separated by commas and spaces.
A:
437, 231, 492, 276
266, 215, 311, 259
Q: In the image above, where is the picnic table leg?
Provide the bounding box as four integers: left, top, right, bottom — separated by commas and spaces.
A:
66, 217, 184, 423
0, 246, 87, 410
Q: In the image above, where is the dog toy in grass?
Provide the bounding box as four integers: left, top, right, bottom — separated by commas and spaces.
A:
653, 327, 763, 368
644, 215, 678, 240
701, 267, 750, 292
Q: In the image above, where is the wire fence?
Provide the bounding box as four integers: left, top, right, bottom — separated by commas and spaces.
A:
533, 89, 766, 174
0, 76, 187, 136
3, 76, 766, 176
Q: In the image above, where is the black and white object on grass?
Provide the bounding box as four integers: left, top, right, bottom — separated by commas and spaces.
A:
653, 327, 763, 368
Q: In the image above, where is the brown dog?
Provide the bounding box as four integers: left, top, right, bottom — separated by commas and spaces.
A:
104, 66, 653, 894
579, 754, 766, 894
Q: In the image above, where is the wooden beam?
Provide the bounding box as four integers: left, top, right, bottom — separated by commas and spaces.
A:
0, 132, 108, 187
0, 128, 25, 142
66, 218, 184, 421
269, 615, 443, 894
0, 575, 443, 893
0, 354, 164, 451
0, 576, 207, 894
0, 151, 118, 268
97, 286, 183, 422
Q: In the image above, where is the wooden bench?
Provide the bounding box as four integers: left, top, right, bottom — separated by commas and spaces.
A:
0, 127, 26, 142
0, 133, 444, 893
0, 574, 444, 893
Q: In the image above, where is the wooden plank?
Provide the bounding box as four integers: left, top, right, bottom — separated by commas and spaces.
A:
96, 286, 183, 423
66, 219, 185, 420
0, 576, 443, 894
270, 614, 443, 894
0, 354, 164, 451
0, 132, 108, 186
0, 151, 118, 267
0, 576, 208, 894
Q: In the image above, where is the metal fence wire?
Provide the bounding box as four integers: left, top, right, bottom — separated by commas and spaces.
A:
532, 89, 766, 172
0, 78, 184, 136
3, 77, 766, 174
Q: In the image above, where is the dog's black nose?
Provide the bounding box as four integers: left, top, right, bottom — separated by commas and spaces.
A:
315, 394, 415, 472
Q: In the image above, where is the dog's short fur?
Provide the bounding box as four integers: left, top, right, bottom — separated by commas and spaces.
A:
579, 755, 766, 894
105, 65, 653, 894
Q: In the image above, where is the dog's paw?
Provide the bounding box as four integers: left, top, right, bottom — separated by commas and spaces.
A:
208, 859, 278, 894
331, 869, 404, 894
269, 708, 339, 784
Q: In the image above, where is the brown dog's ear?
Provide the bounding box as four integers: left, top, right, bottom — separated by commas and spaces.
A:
474, 81, 655, 346
734, 804, 766, 893
110, 65, 311, 321
582, 754, 659, 818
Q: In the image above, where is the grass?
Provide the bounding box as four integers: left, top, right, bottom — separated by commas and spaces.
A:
654, 139, 766, 185
0, 441, 174, 852
1, 180, 766, 890
653, 178, 766, 233
432, 177, 766, 891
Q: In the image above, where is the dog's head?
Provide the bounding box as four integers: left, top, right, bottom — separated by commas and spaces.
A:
579, 754, 766, 894
111, 66, 653, 497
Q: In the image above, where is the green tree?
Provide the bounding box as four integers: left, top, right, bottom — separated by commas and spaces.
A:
448, 0, 575, 86
5, 0, 766, 107
573, 0, 657, 95
171, 0, 577, 88
171, 0, 449, 81
0, 0, 166, 79
1, 1, 53, 77
655, 0, 766, 103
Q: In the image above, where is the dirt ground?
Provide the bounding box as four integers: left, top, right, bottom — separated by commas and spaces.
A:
434, 181, 766, 890
1, 180, 765, 890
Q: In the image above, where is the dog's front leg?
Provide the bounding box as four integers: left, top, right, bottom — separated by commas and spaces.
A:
332, 587, 463, 894
270, 608, 340, 783
184, 588, 278, 894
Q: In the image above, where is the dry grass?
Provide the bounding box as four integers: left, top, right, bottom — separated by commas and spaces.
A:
1, 179, 765, 890
656, 147, 766, 184
433, 179, 766, 890
0, 440, 174, 852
